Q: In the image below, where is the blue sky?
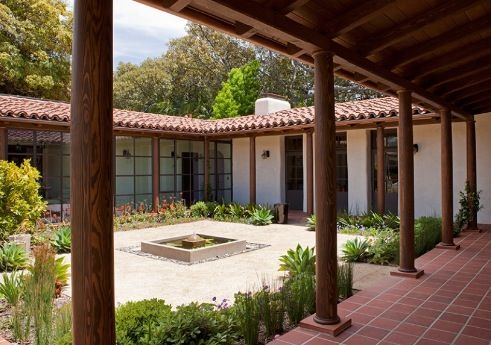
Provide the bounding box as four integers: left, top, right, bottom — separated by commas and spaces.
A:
68, 0, 188, 66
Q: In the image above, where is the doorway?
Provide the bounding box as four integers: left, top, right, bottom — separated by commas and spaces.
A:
285, 136, 304, 210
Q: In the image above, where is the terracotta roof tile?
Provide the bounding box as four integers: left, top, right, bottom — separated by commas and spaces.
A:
0, 94, 431, 134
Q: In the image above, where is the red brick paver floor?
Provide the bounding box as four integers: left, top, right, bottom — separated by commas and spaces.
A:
270, 225, 491, 345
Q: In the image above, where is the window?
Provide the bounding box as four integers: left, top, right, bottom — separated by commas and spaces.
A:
115, 136, 152, 209
336, 133, 348, 192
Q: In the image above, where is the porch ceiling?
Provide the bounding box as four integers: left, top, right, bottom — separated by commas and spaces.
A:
136, 0, 491, 119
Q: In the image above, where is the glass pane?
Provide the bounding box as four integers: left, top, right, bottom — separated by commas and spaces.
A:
115, 137, 134, 156
209, 174, 216, 189
176, 140, 190, 157
8, 129, 34, 147
190, 141, 204, 156
42, 155, 62, 176
43, 177, 62, 202
218, 174, 232, 189
62, 177, 70, 201
197, 159, 204, 174
135, 137, 152, 156
135, 194, 152, 208
62, 133, 71, 154
62, 155, 70, 176
159, 139, 175, 157
116, 157, 134, 175
209, 142, 216, 158
160, 175, 175, 192
135, 176, 152, 194
116, 176, 134, 195
209, 159, 215, 174
176, 175, 183, 192
115, 195, 134, 208
217, 142, 231, 158
135, 157, 152, 175
193, 190, 204, 201
160, 158, 175, 174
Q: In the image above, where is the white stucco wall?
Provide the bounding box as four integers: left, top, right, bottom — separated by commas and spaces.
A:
232, 137, 250, 205
476, 113, 491, 224
347, 129, 370, 214
413, 124, 441, 217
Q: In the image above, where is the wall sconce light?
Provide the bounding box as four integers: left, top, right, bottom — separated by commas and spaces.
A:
413, 144, 419, 153
122, 149, 132, 159
261, 150, 270, 159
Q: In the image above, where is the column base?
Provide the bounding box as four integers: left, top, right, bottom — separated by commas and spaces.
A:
300, 314, 351, 337
436, 242, 460, 250
390, 269, 424, 279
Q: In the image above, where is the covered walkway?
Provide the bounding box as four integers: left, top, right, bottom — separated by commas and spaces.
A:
271, 226, 491, 345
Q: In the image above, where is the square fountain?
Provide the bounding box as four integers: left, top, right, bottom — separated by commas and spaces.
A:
141, 233, 247, 263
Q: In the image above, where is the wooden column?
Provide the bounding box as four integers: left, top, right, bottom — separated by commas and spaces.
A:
71, 0, 115, 343
304, 51, 350, 334
466, 118, 479, 230
249, 136, 256, 204
391, 90, 423, 278
204, 138, 209, 201
306, 131, 314, 215
152, 137, 160, 212
376, 126, 385, 214
0, 127, 7, 160
437, 109, 459, 248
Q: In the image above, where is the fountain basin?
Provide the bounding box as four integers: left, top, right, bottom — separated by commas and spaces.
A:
141, 234, 247, 263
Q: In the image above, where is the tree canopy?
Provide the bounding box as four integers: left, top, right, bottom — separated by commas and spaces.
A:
0, 0, 72, 100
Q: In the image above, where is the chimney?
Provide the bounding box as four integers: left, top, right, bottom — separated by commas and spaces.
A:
254, 93, 291, 115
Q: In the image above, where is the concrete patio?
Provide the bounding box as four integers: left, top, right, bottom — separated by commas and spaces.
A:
270, 226, 491, 345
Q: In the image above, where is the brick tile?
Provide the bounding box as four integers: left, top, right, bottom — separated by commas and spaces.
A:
461, 325, 491, 340
423, 328, 456, 343
384, 331, 419, 345
415, 338, 447, 345
304, 337, 339, 345
431, 319, 464, 333
357, 326, 390, 340
454, 334, 491, 345
468, 316, 491, 329
438, 312, 469, 324
277, 330, 315, 343
343, 334, 379, 345
394, 323, 427, 337
368, 317, 400, 330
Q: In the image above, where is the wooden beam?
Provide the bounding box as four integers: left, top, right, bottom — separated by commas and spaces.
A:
306, 131, 313, 215
448, 82, 491, 102
436, 68, 491, 97
0, 127, 6, 160
408, 39, 491, 83
270, 0, 311, 14
326, 0, 395, 37
152, 137, 160, 212
466, 118, 479, 230
385, 15, 491, 70
359, 0, 478, 56
204, 137, 209, 201
71, 0, 115, 343
249, 136, 256, 204
439, 109, 456, 247
376, 126, 385, 214
235, 22, 256, 38
312, 51, 344, 327
392, 90, 423, 278
457, 89, 491, 107
162, 0, 191, 11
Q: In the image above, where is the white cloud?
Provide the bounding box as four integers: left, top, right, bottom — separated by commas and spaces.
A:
67, 0, 188, 65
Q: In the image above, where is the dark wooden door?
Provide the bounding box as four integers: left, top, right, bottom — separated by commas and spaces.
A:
285, 136, 304, 210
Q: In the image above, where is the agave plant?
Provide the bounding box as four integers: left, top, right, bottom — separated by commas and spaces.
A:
306, 214, 316, 231
52, 226, 71, 254
341, 237, 370, 262
249, 206, 274, 226
0, 271, 23, 306
228, 203, 245, 219
278, 244, 315, 276
0, 243, 28, 271
55, 257, 70, 287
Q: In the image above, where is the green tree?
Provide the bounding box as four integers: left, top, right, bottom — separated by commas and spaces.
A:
212, 60, 261, 118
0, 0, 72, 100
0, 160, 46, 240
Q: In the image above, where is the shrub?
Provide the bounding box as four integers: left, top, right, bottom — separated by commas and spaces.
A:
415, 217, 441, 257
454, 181, 482, 235
0, 271, 24, 340
279, 244, 315, 276
368, 229, 399, 265
116, 299, 172, 345
282, 272, 315, 325
0, 160, 47, 240
255, 286, 284, 338
337, 261, 354, 299
156, 302, 239, 344
165, 199, 188, 219
213, 204, 228, 220
0, 243, 28, 271
52, 304, 72, 345
52, 226, 71, 253
306, 214, 316, 231
190, 201, 208, 218
23, 244, 57, 345
249, 206, 274, 226
55, 257, 70, 294
341, 238, 370, 262
233, 293, 260, 345
204, 201, 218, 217
228, 203, 246, 219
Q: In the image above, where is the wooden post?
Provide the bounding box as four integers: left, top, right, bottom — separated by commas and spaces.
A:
391, 90, 423, 278
71, 0, 116, 343
204, 138, 209, 201
152, 137, 160, 212
0, 127, 7, 160
306, 131, 314, 215
301, 50, 350, 335
250, 136, 256, 204
466, 118, 479, 231
437, 109, 459, 249
376, 126, 385, 214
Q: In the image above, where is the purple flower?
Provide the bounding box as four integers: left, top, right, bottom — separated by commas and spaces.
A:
212, 296, 217, 302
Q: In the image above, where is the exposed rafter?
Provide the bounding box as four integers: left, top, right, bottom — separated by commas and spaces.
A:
424, 58, 491, 91
161, 0, 191, 11
325, 0, 395, 37
358, 0, 478, 56
442, 76, 491, 98
384, 15, 491, 70
268, 0, 311, 15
